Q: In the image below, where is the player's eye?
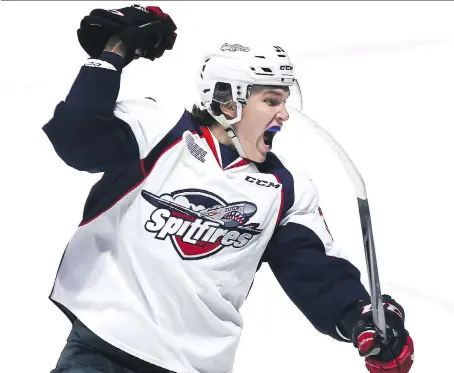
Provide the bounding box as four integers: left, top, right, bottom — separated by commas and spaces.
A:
265, 98, 279, 106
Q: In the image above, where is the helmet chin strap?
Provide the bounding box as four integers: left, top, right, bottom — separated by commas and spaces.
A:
206, 101, 249, 159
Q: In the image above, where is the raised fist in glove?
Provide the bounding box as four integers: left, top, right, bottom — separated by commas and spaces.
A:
340, 295, 414, 372
77, 4, 177, 65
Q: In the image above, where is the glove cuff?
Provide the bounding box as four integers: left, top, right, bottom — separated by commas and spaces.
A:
99, 51, 125, 72
338, 299, 369, 341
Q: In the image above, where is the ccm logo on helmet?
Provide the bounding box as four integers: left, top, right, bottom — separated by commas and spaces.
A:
280, 65, 293, 71
245, 176, 281, 189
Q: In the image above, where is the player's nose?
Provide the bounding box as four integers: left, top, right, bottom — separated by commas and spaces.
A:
277, 104, 289, 123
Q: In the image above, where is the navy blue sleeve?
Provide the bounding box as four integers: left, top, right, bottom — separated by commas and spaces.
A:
263, 222, 370, 342
42, 52, 140, 173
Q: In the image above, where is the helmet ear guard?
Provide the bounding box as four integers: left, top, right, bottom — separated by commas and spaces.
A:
203, 82, 249, 158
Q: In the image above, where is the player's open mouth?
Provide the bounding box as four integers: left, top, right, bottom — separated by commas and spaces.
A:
263, 126, 280, 150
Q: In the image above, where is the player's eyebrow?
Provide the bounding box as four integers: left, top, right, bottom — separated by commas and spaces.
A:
263, 89, 286, 96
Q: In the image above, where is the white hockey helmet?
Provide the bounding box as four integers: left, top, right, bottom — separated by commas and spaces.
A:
196, 42, 296, 158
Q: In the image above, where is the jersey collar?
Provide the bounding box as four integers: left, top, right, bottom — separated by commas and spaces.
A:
200, 126, 251, 170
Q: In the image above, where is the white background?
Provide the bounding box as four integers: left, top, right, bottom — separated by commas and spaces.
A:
1, 1, 453, 372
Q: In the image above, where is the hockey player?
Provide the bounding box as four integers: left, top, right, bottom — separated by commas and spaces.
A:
43, 4, 414, 373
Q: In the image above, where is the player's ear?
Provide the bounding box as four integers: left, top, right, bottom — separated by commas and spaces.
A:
220, 101, 237, 120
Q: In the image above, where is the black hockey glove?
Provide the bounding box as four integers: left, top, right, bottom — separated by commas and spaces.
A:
77, 4, 177, 65
339, 295, 414, 372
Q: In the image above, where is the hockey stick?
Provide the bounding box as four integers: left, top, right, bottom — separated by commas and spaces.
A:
288, 80, 388, 344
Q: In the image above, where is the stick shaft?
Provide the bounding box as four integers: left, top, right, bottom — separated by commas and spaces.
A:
358, 198, 388, 344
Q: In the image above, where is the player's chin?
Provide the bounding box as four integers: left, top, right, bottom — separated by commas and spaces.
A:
248, 143, 269, 163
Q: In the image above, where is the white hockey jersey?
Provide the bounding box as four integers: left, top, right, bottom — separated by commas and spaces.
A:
43, 54, 369, 373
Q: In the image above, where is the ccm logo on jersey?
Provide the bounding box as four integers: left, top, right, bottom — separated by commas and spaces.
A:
141, 189, 262, 259
245, 176, 281, 189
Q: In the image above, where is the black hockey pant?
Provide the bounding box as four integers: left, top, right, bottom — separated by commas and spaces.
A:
51, 319, 175, 373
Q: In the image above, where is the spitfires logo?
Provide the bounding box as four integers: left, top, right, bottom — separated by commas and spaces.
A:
141, 189, 262, 260
220, 43, 250, 52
